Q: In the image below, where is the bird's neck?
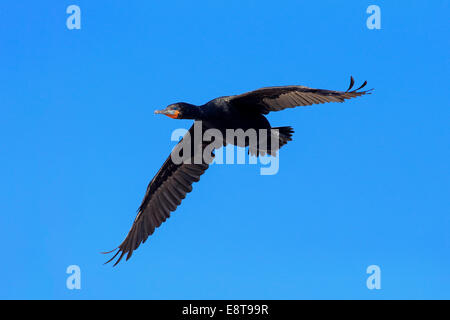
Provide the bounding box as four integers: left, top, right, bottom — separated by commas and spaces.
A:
183, 103, 208, 120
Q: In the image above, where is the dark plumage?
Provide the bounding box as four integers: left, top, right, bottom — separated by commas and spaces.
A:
104, 76, 372, 265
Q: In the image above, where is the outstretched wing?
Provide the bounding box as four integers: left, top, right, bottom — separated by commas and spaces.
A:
104, 123, 211, 266
228, 76, 372, 115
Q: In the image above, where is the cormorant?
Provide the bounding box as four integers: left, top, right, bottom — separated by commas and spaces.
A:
104, 77, 371, 266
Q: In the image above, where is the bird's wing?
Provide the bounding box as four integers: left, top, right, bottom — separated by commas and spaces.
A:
104, 123, 212, 266
228, 77, 372, 115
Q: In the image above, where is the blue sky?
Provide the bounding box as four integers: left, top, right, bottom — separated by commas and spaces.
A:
0, 1, 449, 299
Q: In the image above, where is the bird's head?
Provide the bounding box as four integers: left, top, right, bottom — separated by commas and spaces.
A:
154, 103, 197, 120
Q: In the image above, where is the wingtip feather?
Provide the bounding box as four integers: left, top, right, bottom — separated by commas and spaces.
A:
346, 76, 355, 92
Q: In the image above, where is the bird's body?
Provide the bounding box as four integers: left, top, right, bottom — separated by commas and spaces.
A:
202, 103, 273, 149
105, 77, 372, 265
208, 101, 271, 129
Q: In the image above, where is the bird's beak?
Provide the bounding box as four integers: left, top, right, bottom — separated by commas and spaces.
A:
154, 109, 180, 119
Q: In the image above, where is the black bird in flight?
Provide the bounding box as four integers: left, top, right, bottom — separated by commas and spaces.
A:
104, 77, 371, 266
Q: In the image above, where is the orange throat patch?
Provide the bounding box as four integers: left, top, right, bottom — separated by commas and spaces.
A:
165, 110, 180, 119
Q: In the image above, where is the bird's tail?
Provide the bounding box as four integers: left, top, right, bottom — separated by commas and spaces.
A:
274, 126, 294, 149
249, 126, 294, 157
